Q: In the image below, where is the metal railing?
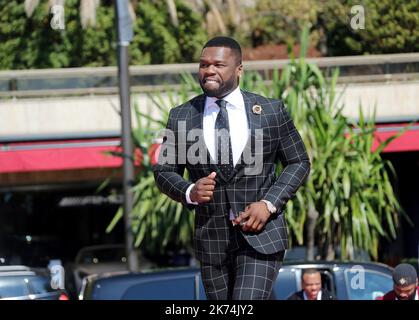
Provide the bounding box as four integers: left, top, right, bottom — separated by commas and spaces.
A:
1, 52, 418, 99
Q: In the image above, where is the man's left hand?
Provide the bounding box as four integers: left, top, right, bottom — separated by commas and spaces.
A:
234, 202, 271, 233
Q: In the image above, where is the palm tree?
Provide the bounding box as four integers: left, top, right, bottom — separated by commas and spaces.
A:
24, 0, 136, 29
186, 0, 247, 36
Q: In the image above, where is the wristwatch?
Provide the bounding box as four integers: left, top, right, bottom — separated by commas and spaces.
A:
261, 200, 277, 214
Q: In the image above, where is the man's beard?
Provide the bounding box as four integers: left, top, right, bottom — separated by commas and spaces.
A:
199, 77, 237, 98
396, 290, 416, 300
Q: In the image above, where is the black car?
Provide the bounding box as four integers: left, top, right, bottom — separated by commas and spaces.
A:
0, 265, 69, 300
79, 261, 394, 300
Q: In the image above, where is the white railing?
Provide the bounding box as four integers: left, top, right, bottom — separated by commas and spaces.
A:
1, 52, 418, 98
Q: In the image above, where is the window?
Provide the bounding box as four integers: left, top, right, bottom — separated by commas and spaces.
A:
345, 269, 392, 300
121, 276, 196, 300
0, 276, 30, 298
273, 270, 299, 300
29, 275, 55, 294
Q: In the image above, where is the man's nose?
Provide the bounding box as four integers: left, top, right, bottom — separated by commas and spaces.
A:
204, 65, 216, 75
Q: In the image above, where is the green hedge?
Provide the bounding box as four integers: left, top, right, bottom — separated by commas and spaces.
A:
322, 0, 418, 55
0, 0, 206, 70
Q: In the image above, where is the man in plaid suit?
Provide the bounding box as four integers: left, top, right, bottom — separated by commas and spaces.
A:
154, 37, 310, 300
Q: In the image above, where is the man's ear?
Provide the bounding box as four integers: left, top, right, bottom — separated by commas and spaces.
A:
237, 63, 243, 77
237, 65, 243, 84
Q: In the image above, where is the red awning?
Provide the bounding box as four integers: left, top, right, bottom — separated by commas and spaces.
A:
0, 123, 418, 174
0, 139, 123, 173
373, 123, 419, 153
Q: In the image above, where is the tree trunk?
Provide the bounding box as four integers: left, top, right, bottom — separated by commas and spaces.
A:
205, 0, 227, 34
326, 242, 335, 261
24, 0, 40, 17
166, 0, 179, 27
306, 206, 318, 261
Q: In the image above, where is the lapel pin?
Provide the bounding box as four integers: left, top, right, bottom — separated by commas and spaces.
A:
252, 104, 262, 114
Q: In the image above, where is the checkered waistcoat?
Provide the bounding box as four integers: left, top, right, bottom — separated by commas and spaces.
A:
154, 91, 310, 265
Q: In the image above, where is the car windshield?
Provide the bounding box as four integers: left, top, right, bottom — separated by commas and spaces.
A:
345, 269, 393, 300
29, 275, 55, 294
0, 276, 31, 298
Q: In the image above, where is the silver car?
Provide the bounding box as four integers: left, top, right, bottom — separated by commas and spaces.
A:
0, 265, 69, 300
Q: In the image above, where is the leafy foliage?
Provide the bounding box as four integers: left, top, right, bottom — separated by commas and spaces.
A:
321, 0, 419, 55
240, 27, 405, 260
0, 0, 206, 70
106, 86, 195, 255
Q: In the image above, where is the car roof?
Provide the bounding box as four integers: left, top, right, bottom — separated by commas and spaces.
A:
0, 265, 32, 272
281, 260, 393, 271
86, 260, 394, 284
0, 265, 49, 276
85, 266, 199, 283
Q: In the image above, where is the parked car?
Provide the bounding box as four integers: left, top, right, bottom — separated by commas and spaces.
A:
67, 244, 160, 297
0, 265, 69, 300
79, 261, 394, 300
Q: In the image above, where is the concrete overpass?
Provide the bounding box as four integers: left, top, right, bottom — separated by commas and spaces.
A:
1, 53, 418, 142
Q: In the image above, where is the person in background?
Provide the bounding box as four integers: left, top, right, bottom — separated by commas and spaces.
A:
287, 268, 336, 300
378, 263, 418, 300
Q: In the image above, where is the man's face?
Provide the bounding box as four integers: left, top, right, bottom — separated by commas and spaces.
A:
198, 46, 243, 98
302, 272, 322, 300
394, 280, 417, 300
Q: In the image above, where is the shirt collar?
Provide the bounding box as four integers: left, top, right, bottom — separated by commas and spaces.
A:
205, 86, 244, 111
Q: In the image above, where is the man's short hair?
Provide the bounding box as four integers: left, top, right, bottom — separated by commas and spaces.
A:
393, 263, 417, 287
301, 268, 321, 282
203, 36, 242, 64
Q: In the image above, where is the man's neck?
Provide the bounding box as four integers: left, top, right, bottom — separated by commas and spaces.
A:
214, 86, 240, 100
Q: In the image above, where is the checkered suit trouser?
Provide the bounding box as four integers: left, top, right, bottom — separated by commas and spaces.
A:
200, 226, 285, 300
154, 90, 310, 265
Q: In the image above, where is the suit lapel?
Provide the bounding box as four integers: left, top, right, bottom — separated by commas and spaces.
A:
232, 91, 262, 176
189, 94, 205, 130
188, 91, 262, 183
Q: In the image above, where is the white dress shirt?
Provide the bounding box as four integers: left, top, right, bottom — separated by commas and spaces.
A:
186, 86, 249, 204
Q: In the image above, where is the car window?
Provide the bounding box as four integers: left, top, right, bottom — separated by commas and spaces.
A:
320, 270, 336, 296
29, 275, 55, 294
121, 276, 197, 300
345, 269, 392, 300
273, 270, 298, 300
0, 276, 31, 298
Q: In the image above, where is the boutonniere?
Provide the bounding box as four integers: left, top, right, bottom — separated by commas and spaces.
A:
252, 104, 262, 114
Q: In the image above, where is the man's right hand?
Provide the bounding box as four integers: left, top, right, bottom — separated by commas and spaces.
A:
190, 172, 216, 203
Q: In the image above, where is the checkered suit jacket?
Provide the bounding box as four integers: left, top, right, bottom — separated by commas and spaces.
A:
154, 90, 310, 264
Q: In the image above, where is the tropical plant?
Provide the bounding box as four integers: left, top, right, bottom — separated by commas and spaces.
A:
238, 27, 406, 260
106, 85, 195, 255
